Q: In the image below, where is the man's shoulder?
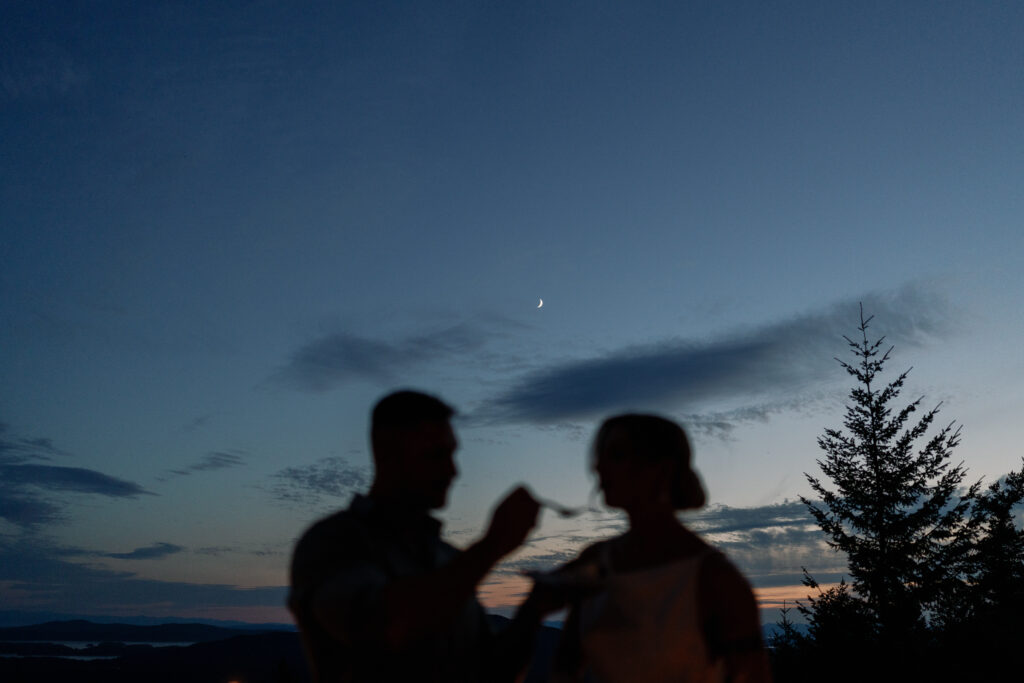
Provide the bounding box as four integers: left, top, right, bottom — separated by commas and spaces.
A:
289, 504, 383, 605
295, 506, 367, 551
291, 503, 376, 575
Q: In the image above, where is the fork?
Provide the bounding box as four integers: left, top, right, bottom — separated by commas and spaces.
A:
535, 496, 599, 518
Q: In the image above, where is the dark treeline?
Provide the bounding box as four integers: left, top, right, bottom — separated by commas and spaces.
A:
768, 308, 1024, 683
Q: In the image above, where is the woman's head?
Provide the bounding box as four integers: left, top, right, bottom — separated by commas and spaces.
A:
592, 414, 706, 511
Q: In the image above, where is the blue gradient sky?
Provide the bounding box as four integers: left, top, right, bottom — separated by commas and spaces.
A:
2, 1, 1023, 623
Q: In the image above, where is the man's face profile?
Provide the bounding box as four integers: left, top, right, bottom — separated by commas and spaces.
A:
394, 419, 459, 509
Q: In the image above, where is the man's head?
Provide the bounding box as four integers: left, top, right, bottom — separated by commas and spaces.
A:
370, 390, 458, 510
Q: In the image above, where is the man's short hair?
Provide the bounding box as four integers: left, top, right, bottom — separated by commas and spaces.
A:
370, 390, 455, 448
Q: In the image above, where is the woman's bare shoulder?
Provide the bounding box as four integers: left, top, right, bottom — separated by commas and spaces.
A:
699, 550, 755, 596
697, 550, 761, 642
697, 549, 771, 680
561, 538, 614, 570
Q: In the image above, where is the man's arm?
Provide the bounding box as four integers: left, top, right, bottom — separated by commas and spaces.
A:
490, 542, 608, 682
312, 486, 539, 652
486, 582, 566, 683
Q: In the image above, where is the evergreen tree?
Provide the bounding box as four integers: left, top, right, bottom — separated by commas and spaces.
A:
768, 601, 808, 683
933, 461, 1024, 679
769, 600, 803, 652
797, 576, 874, 662
800, 306, 975, 652
966, 461, 1024, 612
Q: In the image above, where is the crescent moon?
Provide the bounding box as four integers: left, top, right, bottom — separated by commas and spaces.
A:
537, 299, 544, 308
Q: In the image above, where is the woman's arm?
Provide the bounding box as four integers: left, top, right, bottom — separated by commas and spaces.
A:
546, 541, 608, 683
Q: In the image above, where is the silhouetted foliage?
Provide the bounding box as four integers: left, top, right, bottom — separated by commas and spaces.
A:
768, 601, 807, 683
769, 601, 802, 652
767, 308, 1024, 682
964, 462, 1024, 611
797, 576, 873, 652
932, 461, 1024, 678
788, 576, 878, 683
799, 306, 976, 658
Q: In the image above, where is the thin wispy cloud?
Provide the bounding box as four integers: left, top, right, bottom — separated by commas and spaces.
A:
498, 500, 844, 592
191, 451, 245, 471
268, 457, 368, 506
472, 286, 951, 426
675, 397, 825, 439
686, 502, 847, 589
0, 422, 69, 463
686, 500, 815, 535
493, 549, 582, 576
182, 414, 215, 432
193, 544, 286, 559
167, 450, 247, 477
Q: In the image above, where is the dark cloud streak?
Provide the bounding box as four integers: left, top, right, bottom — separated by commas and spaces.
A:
0, 538, 285, 614
0, 464, 153, 497
103, 542, 184, 560
273, 324, 492, 392
473, 286, 951, 425
0, 424, 154, 528
0, 493, 63, 527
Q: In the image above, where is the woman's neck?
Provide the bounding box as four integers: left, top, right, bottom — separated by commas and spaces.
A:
610, 511, 703, 573
625, 501, 680, 534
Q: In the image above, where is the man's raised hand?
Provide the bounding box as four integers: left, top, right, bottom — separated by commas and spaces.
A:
484, 486, 540, 559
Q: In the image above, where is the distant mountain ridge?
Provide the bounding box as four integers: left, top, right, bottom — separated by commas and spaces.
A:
0, 619, 258, 643
0, 609, 295, 630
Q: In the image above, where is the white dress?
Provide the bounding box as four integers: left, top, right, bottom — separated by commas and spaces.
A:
573, 546, 725, 683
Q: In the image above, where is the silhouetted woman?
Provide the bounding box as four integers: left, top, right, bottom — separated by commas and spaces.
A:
549, 414, 771, 683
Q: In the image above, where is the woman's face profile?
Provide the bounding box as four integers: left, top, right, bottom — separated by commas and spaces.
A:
594, 426, 671, 511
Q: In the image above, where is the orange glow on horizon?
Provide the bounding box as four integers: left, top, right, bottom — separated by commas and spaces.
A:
479, 573, 839, 618
477, 574, 532, 610
754, 583, 839, 610
478, 573, 838, 614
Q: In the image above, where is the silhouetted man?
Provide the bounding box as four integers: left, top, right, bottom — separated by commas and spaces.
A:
289, 390, 545, 682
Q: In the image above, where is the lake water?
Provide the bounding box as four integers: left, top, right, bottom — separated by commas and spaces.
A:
0, 640, 196, 660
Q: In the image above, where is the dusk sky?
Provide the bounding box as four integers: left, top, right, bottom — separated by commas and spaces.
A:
2, 1, 1023, 625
